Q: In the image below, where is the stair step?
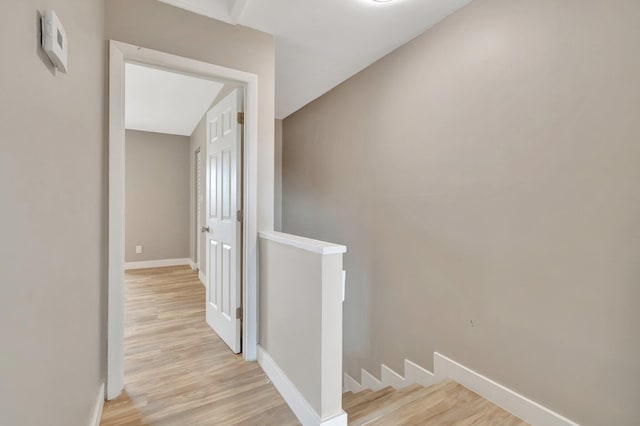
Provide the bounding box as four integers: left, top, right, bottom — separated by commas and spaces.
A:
349, 382, 449, 426
363, 380, 461, 425
365, 380, 528, 426
346, 384, 425, 424
344, 387, 391, 412
343, 390, 374, 410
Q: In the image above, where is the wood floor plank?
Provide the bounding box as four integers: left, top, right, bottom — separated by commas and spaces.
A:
363, 380, 529, 426
346, 384, 426, 423
100, 266, 300, 426
102, 265, 528, 425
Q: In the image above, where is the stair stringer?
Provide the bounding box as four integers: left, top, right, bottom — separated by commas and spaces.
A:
343, 358, 438, 393
343, 353, 581, 426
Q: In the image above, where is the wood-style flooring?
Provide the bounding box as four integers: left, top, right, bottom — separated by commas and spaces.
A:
100, 266, 299, 426
101, 265, 527, 425
343, 380, 529, 425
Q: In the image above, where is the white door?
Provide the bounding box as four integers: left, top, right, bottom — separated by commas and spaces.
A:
204, 89, 243, 353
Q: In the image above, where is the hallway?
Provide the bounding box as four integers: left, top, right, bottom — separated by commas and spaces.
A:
100, 266, 299, 425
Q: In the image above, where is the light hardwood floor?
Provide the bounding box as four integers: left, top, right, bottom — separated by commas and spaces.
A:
102, 266, 527, 425
100, 266, 299, 426
344, 380, 529, 425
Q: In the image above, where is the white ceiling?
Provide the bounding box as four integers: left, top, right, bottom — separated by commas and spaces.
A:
125, 63, 224, 136
158, 0, 472, 119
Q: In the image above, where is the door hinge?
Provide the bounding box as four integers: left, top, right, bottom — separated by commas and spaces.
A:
236, 307, 243, 319
236, 210, 243, 222
237, 112, 245, 125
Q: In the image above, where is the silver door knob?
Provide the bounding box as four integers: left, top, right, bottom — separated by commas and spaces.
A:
201, 226, 210, 233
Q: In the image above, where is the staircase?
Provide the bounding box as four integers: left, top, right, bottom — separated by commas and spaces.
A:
343, 379, 528, 425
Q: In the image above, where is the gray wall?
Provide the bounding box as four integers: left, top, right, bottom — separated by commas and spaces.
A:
126, 130, 190, 262
281, 0, 640, 425
260, 241, 322, 414
0, 0, 105, 425
275, 119, 283, 231
106, 0, 275, 231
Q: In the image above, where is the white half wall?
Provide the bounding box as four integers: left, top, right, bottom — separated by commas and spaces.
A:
259, 347, 347, 426
258, 231, 347, 424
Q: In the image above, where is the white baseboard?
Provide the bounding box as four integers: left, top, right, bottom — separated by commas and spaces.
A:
198, 271, 206, 286
343, 372, 365, 393
89, 382, 105, 426
343, 359, 435, 393
381, 364, 408, 389
360, 368, 384, 391
188, 258, 197, 270
404, 359, 438, 388
433, 353, 579, 426
124, 258, 191, 270
258, 345, 347, 426
344, 353, 578, 426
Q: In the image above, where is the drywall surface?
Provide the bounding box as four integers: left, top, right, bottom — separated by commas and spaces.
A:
259, 239, 323, 414
275, 119, 283, 231
259, 237, 344, 418
0, 0, 105, 424
106, 0, 275, 230
125, 130, 190, 262
281, 0, 640, 424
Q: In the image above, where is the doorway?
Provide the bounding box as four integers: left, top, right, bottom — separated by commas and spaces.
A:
107, 40, 259, 400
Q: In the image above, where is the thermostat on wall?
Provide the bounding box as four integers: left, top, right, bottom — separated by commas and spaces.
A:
41, 10, 68, 73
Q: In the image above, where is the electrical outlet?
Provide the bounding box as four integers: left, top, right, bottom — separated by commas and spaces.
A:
136, 245, 143, 254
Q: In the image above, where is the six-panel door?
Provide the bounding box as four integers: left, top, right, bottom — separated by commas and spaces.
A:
205, 89, 242, 353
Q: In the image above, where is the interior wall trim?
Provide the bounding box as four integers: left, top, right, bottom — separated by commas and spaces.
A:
344, 353, 579, 426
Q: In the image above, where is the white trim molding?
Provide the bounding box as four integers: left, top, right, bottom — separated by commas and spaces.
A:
360, 369, 384, 391
188, 258, 197, 271
403, 359, 438, 388
107, 40, 126, 400
343, 359, 436, 393
258, 231, 347, 255
89, 382, 105, 426
343, 373, 365, 394
344, 353, 579, 426
258, 346, 348, 426
124, 258, 191, 270
198, 271, 206, 287
433, 353, 579, 426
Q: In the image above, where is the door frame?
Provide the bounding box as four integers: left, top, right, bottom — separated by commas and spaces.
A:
194, 146, 201, 273
108, 40, 259, 400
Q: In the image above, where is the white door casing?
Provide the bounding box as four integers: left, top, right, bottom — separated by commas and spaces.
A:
196, 148, 202, 270
108, 41, 260, 400
205, 89, 243, 353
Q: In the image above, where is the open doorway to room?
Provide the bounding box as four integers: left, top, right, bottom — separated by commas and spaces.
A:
121, 59, 247, 353
104, 42, 286, 424
122, 61, 222, 274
